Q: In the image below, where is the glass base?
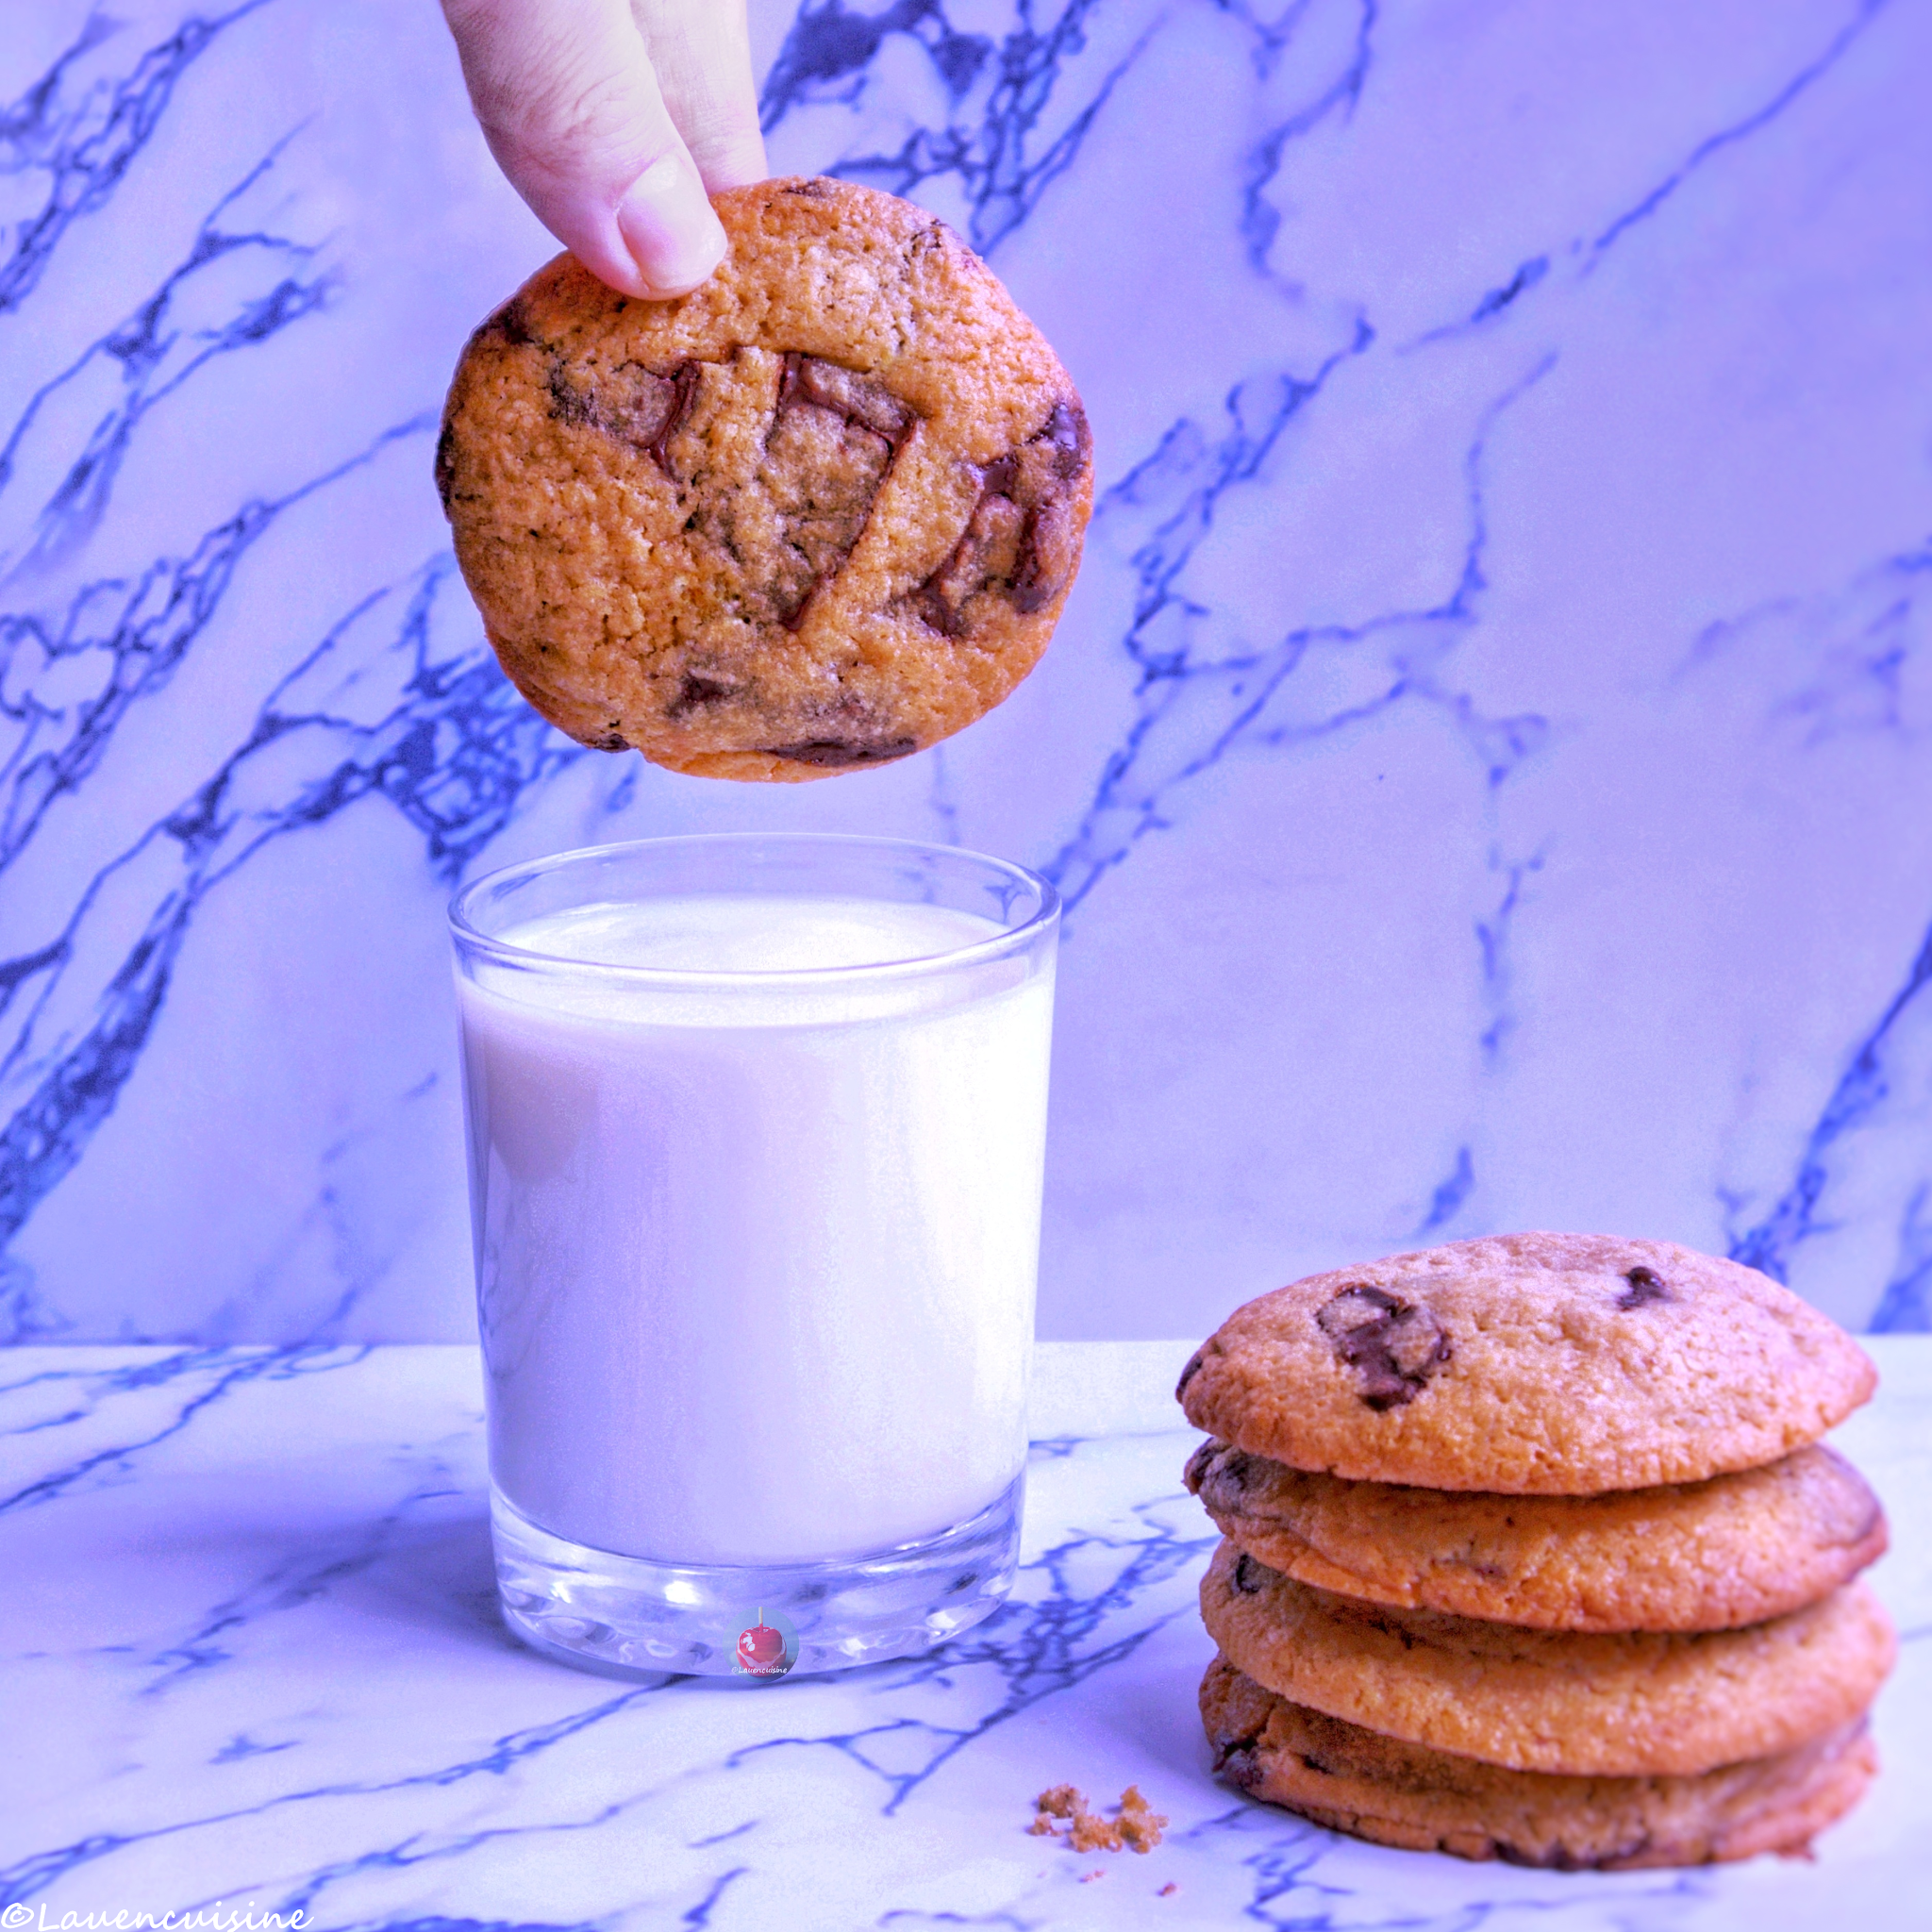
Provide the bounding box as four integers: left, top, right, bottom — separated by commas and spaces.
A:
491, 1474, 1024, 1680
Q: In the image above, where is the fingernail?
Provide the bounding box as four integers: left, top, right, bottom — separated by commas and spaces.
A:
616, 152, 725, 294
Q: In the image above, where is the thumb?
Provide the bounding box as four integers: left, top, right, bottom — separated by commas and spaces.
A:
442, 0, 726, 297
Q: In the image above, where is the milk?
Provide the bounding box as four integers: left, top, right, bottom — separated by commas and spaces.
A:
458, 894, 1054, 1566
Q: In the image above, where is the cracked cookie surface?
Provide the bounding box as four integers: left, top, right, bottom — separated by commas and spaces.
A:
437, 176, 1092, 779
1176, 1233, 1877, 1492
1199, 1656, 1878, 1868
1199, 1540, 1896, 1776
1186, 1439, 1888, 1631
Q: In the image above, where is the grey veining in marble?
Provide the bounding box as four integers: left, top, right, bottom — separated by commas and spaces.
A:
2, 1339, 1927, 1928
3, 2, 1931, 1341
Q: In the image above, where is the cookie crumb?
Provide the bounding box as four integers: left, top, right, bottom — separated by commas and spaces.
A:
1069, 1808, 1124, 1853
1079, 1870, 1106, 1883
1029, 1783, 1166, 1855
1158, 1882, 1179, 1896
1119, 1783, 1169, 1852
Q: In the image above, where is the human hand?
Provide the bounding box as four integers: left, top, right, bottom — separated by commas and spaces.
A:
441, 0, 767, 298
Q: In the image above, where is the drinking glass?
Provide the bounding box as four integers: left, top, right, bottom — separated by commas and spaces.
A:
448, 834, 1058, 1678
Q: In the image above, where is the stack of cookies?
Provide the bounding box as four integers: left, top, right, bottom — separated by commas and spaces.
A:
1178, 1233, 1896, 1869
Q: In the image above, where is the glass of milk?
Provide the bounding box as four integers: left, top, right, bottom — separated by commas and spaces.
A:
449, 834, 1058, 1678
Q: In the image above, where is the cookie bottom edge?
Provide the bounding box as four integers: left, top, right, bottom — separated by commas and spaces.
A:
1200, 1655, 1876, 1870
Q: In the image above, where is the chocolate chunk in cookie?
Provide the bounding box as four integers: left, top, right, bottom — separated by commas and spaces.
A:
1314, 1286, 1451, 1410
1617, 1264, 1672, 1309
908, 401, 1089, 634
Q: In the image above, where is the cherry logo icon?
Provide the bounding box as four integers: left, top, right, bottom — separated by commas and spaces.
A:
731, 1607, 797, 1678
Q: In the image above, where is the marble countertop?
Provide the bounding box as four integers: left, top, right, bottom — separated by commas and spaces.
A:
3, 1339, 1926, 1929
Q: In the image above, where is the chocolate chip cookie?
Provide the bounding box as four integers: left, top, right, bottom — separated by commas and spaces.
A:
1200, 1656, 1877, 1868
1185, 1439, 1887, 1631
1176, 1233, 1876, 1493
438, 176, 1092, 779
1199, 1540, 1896, 1776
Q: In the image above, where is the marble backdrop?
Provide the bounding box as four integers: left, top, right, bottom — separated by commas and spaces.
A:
2, 0, 1929, 1345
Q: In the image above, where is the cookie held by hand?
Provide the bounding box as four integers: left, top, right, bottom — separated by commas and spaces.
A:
437, 176, 1092, 780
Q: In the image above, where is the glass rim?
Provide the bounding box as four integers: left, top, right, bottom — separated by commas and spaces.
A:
447, 832, 1060, 989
